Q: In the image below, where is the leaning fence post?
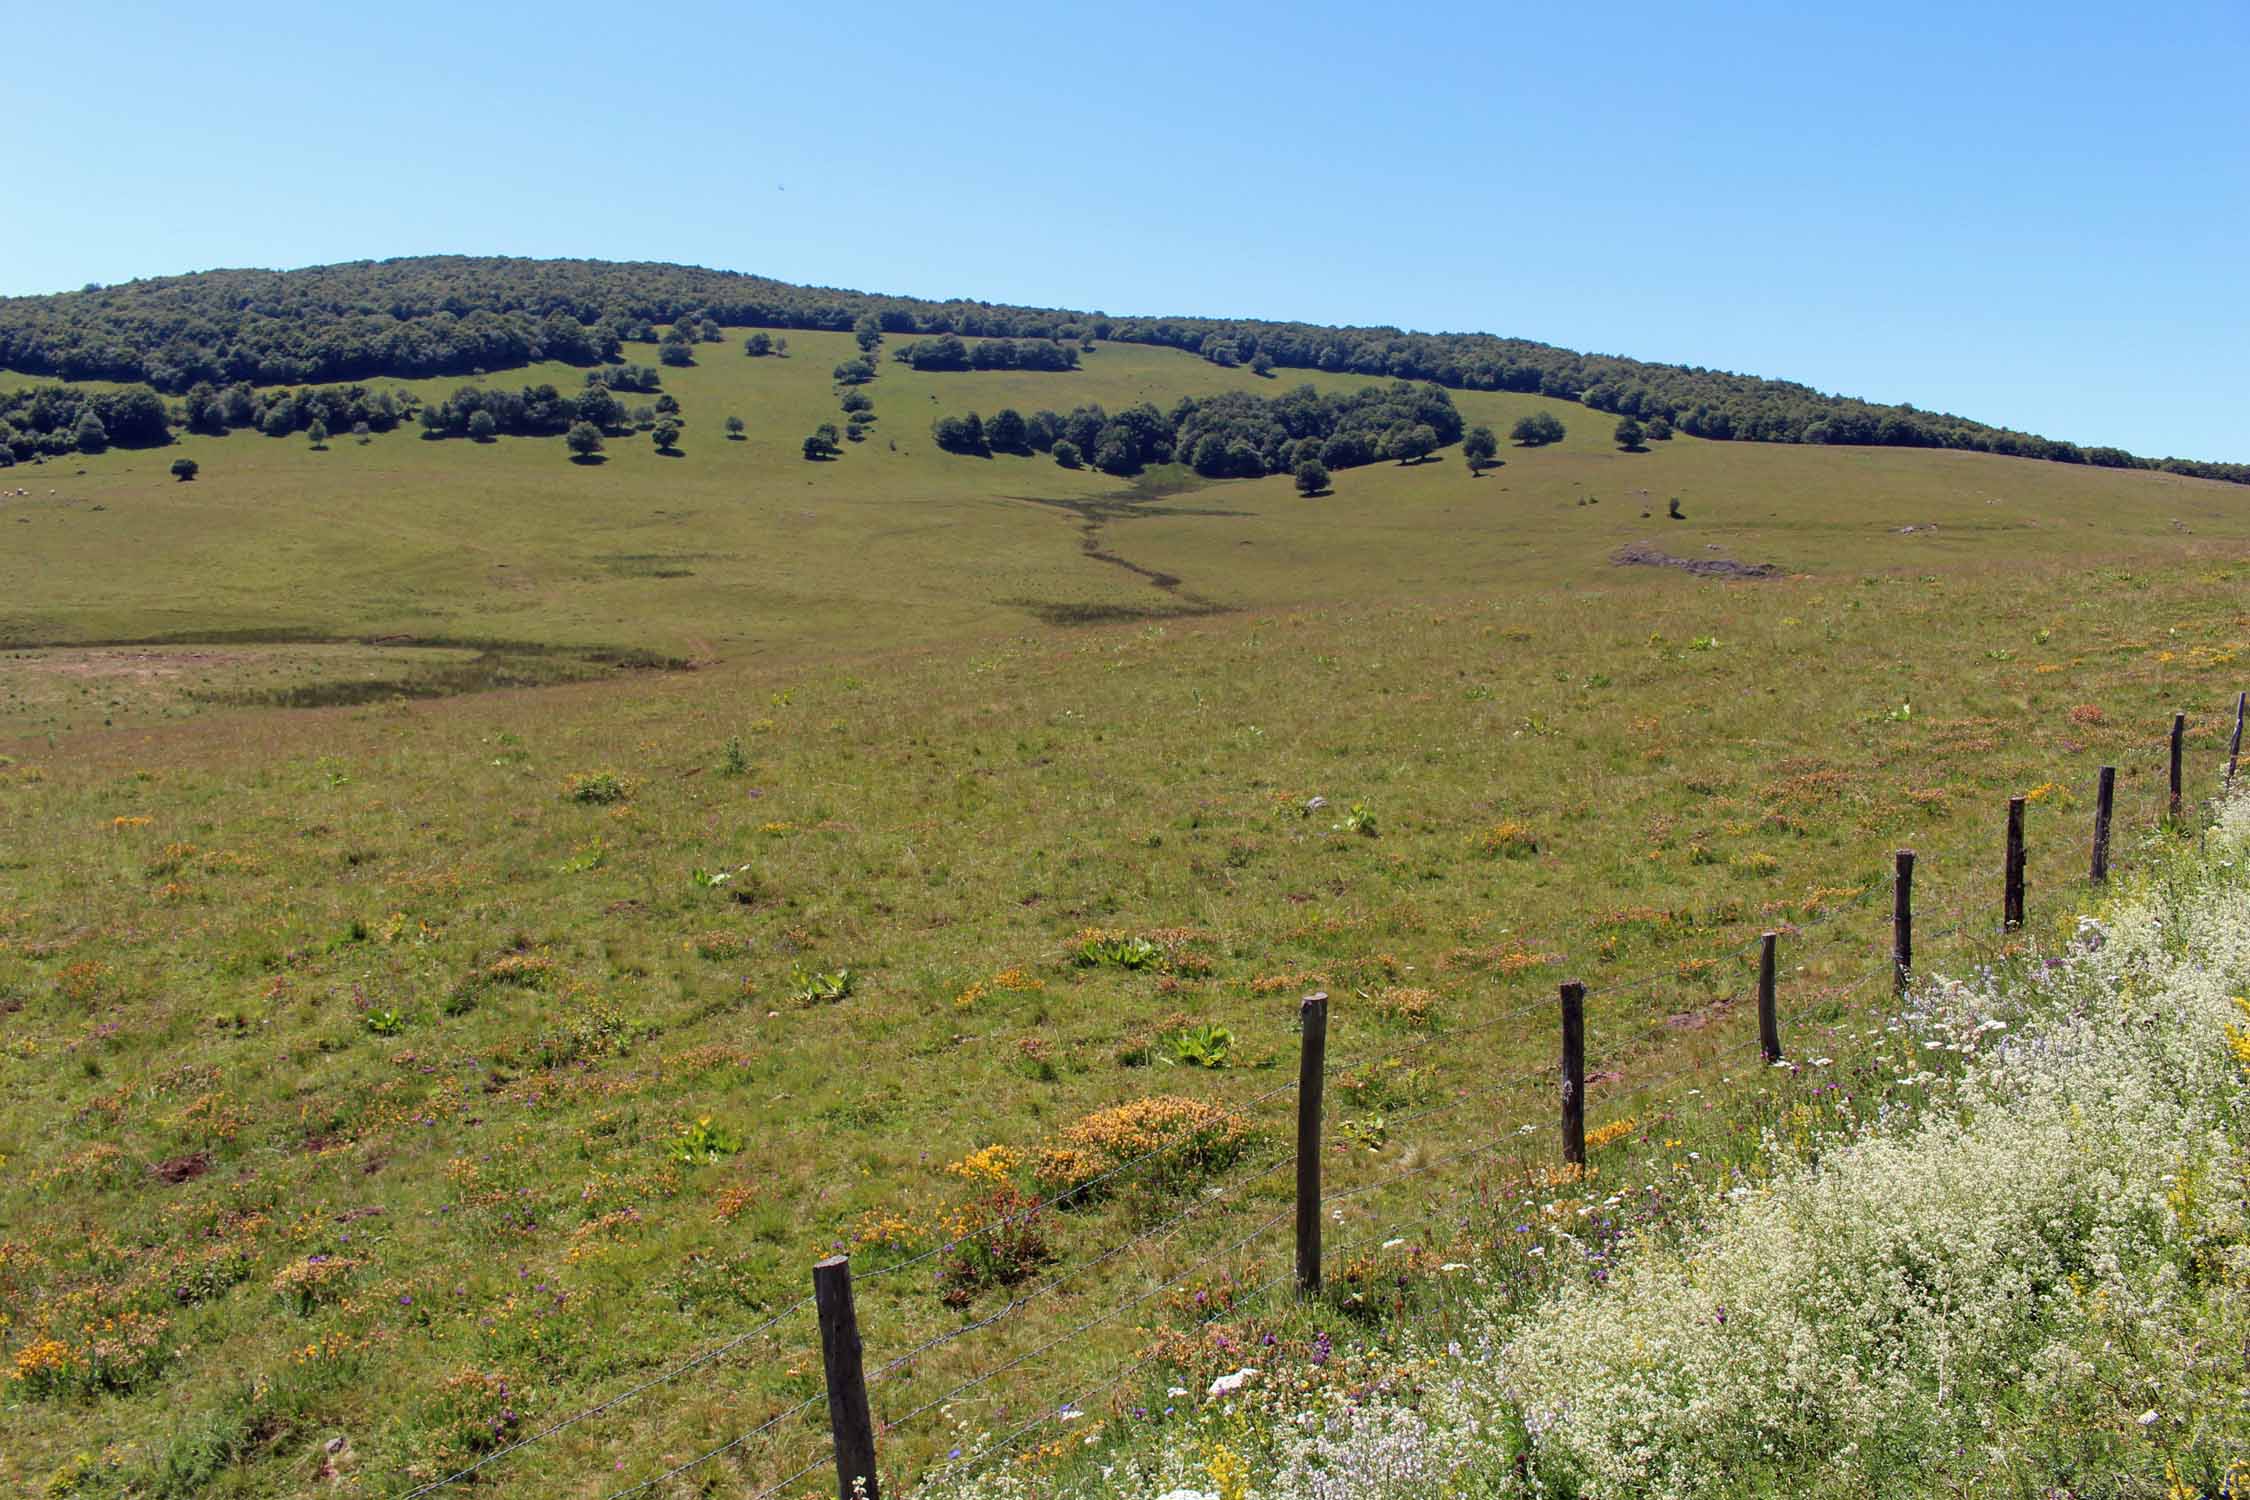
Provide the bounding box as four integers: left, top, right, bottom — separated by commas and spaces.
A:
1294, 991, 1328, 1295
1756, 932, 1781, 1064
2169, 713, 2185, 826
2004, 797, 2026, 933
813, 1256, 879, 1500
1559, 981, 1586, 1168
2091, 765, 2116, 884
1892, 850, 1915, 996
2229, 692, 2246, 789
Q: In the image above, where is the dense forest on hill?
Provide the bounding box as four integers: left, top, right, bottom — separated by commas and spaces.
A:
1, 255, 2242, 482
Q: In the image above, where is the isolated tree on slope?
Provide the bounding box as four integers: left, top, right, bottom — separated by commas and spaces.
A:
1614, 416, 1644, 450
1462, 424, 1498, 474
566, 421, 604, 460
1294, 458, 1330, 496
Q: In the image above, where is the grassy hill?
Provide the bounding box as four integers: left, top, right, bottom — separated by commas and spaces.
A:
2, 310, 2247, 1498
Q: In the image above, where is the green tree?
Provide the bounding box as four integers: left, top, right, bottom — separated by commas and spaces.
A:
466, 410, 496, 442
743, 332, 773, 357
1051, 439, 1082, 468
658, 335, 694, 367
261, 405, 295, 438
1462, 424, 1498, 473
801, 431, 837, 460
853, 314, 883, 354
565, 421, 605, 460
724, 415, 746, 440
307, 418, 331, 448
1510, 412, 1566, 447
832, 359, 875, 386
1614, 416, 1645, 450
986, 408, 1028, 451
1644, 415, 1673, 441
653, 420, 681, 452
169, 456, 198, 481
1388, 423, 1437, 465
1250, 352, 1274, 377
1293, 458, 1330, 496
74, 410, 109, 451
351, 420, 372, 445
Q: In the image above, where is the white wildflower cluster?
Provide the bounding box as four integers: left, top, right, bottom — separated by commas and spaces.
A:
915, 796, 2250, 1500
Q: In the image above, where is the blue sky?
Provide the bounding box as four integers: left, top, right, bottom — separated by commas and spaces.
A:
6, 1, 2244, 459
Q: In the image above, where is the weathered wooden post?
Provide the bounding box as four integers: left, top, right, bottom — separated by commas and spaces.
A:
2091, 765, 2116, 884
2169, 714, 2185, 825
1892, 850, 1915, 996
2230, 692, 2246, 789
1559, 981, 1586, 1168
1756, 931, 1781, 1065
1294, 991, 1327, 1295
2004, 797, 2026, 933
813, 1256, 879, 1500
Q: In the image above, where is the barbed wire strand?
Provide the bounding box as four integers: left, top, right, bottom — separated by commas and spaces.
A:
400, 1294, 816, 1498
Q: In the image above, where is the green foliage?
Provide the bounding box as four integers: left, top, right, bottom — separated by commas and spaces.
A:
1070, 932, 1162, 970
652, 420, 680, 453
1293, 458, 1330, 496
564, 421, 603, 459
560, 769, 630, 804
1615, 416, 1645, 450
1511, 411, 1566, 447
169, 457, 198, 481
788, 966, 854, 1005
667, 1116, 742, 1164
1333, 801, 1378, 836
1156, 1022, 1234, 1069
1462, 423, 1498, 472
723, 415, 746, 439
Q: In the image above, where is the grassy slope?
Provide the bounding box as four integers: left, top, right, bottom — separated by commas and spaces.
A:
0, 337, 2246, 1496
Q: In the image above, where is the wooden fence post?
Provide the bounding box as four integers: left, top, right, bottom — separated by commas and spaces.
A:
1892, 850, 1915, 996
2004, 797, 2026, 933
1756, 932, 1781, 1065
1294, 991, 1327, 1295
2091, 765, 2116, 885
813, 1256, 879, 1500
1559, 981, 1586, 1168
2230, 692, 2246, 789
2169, 714, 2185, 826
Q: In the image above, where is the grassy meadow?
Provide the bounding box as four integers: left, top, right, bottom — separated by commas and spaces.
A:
2, 333, 2247, 1497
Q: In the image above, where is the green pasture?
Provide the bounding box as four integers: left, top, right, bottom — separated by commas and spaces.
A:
0, 337, 2246, 1495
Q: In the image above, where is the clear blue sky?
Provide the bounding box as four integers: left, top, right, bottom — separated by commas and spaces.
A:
7, 1, 2244, 459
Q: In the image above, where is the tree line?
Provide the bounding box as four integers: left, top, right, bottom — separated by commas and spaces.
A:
932, 380, 1469, 479
0, 362, 692, 463
2, 257, 2240, 483
891, 334, 1080, 373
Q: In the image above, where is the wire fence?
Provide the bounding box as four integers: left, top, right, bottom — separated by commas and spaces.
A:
401, 694, 2246, 1500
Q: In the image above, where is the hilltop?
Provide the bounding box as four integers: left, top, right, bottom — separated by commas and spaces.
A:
3, 256, 2243, 481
